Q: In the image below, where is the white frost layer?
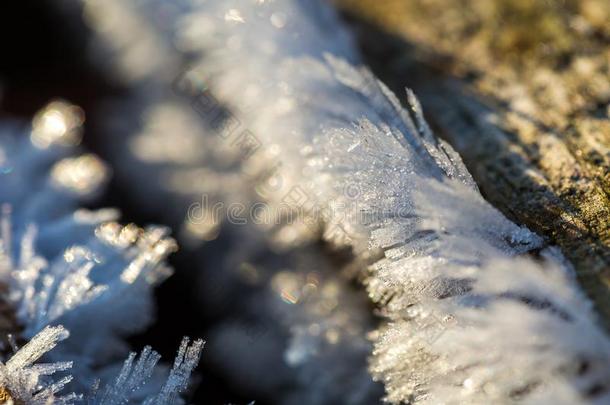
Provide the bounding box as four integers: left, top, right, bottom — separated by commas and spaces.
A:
74, 0, 610, 403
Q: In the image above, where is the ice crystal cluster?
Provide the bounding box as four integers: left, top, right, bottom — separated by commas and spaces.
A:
0, 102, 202, 403
72, 0, 610, 404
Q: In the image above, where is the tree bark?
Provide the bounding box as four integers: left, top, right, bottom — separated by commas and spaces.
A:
335, 0, 610, 329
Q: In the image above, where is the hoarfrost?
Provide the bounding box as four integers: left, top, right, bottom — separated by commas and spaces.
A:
71, 0, 610, 403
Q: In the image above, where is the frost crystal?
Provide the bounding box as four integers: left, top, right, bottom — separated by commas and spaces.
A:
88, 338, 203, 405
0, 326, 76, 404
0, 104, 200, 403
145, 337, 204, 405
71, 0, 610, 403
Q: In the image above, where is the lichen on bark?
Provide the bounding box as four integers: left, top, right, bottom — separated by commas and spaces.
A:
335, 0, 610, 328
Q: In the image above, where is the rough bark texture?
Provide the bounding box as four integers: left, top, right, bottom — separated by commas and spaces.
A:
335, 0, 610, 329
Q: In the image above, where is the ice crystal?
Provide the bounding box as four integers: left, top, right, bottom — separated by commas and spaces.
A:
0, 326, 76, 404
88, 337, 203, 404
72, 0, 610, 403
0, 104, 200, 403
145, 337, 204, 405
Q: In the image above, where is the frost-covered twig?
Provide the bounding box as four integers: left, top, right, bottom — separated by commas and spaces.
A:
71, 0, 610, 403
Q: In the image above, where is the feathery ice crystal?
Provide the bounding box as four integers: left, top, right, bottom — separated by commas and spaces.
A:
72, 0, 610, 403
0, 101, 202, 403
